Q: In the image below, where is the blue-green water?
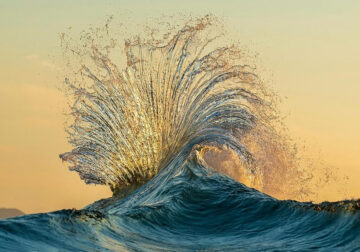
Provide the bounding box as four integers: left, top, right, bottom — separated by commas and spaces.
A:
1, 157, 359, 251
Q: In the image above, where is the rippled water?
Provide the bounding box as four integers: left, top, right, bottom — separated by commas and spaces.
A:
1, 156, 359, 251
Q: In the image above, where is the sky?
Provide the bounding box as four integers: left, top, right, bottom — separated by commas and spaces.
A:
0, 0, 359, 214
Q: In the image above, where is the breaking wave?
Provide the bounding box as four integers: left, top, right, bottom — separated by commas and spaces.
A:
1, 16, 359, 251
59, 16, 310, 199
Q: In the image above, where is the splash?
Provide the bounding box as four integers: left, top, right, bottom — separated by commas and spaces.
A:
59, 16, 315, 199
2, 15, 360, 252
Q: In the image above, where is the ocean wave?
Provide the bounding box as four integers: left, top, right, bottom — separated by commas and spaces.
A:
1, 16, 359, 251
59, 15, 275, 195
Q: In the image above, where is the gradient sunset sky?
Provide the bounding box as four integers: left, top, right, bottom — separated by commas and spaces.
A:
1, 0, 359, 214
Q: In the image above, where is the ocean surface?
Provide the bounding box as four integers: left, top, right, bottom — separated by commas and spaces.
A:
0, 157, 359, 251
1, 16, 359, 251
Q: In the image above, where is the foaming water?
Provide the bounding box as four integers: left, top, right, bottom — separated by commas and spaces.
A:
0, 16, 359, 251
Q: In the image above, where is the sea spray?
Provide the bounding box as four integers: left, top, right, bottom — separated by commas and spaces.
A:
60, 16, 262, 193
59, 16, 315, 199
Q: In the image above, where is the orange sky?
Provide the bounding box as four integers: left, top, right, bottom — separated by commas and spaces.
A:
1, 0, 359, 214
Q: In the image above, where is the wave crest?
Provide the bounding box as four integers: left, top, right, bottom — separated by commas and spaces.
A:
59, 16, 273, 193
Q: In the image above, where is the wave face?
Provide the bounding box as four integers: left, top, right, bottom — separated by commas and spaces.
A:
0, 159, 359, 251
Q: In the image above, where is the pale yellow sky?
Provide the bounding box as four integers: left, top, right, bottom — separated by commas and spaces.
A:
1, 0, 359, 214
